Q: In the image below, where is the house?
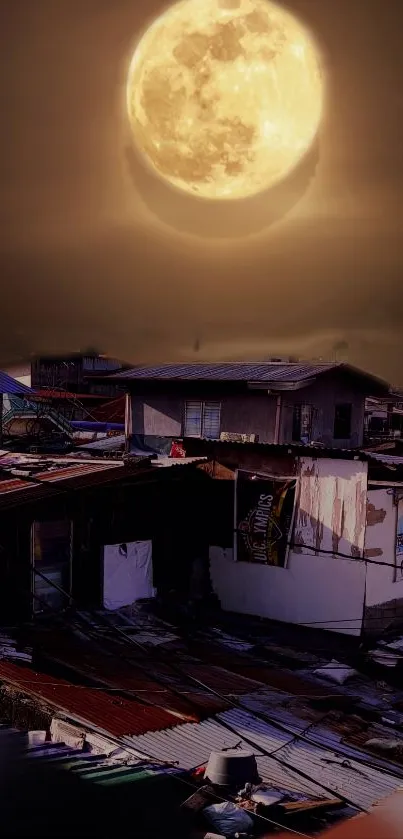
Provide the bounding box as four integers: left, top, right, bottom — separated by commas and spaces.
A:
364, 393, 403, 445
183, 437, 403, 638
31, 352, 128, 399
0, 451, 210, 625
107, 362, 392, 454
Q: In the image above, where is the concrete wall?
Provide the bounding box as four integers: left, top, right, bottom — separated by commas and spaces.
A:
130, 390, 278, 442
131, 393, 183, 437
209, 457, 368, 636
128, 370, 367, 448
364, 488, 403, 634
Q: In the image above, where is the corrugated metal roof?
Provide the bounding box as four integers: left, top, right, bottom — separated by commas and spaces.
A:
229, 696, 403, 775
0, 476, 37, 495
180, 663, 265, 695
211, 664, 344, 698
39, 631, 227, 721
0, 453, 136, 504
126, 709, 403, 810
0, 661, 180, 737
38, 461, 122, 483
0, 726, 174, 789
364, 451, 403, 467
112, 362, 339, 382
0, 371, 34, 395
151, 457, 207, 468
111, 362, 389, 390
78, 435, 126, 452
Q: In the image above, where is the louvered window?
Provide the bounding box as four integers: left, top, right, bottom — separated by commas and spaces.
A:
203, 402, 221, 439
184, 401, 221, 439
184, 401, 202, 437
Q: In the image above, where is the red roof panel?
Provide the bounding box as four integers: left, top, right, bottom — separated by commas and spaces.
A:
32, 390, 106, 400
182, 664, 264, 695
38, 631, 229, 720
0, 661, 180, 737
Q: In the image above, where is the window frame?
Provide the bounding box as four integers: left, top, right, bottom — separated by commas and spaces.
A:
183, 400, 221, 439
333, 402, 353, 440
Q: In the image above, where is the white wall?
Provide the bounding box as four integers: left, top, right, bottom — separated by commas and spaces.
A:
210, 457, 368, 636
365, 489, 403, 608
210, 547, 366, 635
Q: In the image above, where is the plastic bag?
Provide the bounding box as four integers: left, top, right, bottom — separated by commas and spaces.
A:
313, 659, 357, 685
204, 802, 253, 836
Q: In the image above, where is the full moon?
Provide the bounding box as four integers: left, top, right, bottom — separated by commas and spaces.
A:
126, 0, 324, 201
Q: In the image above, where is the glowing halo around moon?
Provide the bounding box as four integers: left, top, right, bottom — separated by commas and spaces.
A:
126, 0, 324, 202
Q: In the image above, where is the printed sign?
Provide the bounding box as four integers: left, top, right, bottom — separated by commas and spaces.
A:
235, 471, 296, 566
396, 499, 403, 581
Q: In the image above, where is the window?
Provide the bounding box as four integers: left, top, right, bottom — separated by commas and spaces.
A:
334, 403, 352, 439
203, 401, 221, 439
184, 401, 221, 439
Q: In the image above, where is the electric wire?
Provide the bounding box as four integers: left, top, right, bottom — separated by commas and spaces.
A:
79, 610, 370, 812
8, 506, 403, 816
11, 593, 400, 826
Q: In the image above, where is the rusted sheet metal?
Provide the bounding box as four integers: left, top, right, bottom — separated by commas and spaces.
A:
198, 460, 235, 480
37, 630, 229, 720
295, 457, 368, 558
221, 666, 344, 698
181, 663, 264, 695
195, 445, 296, 480
366, 501, 387, 527
0, 661, 180, 737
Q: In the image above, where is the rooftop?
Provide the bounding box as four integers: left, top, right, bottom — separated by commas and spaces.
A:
182, 437, 403, 476
109, 362, 390, 392
0, 452, 134, 507
0, 370, 34, 395
1, 610, 403, 833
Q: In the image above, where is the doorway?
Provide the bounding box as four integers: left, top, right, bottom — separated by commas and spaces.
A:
31, 520, 73, 614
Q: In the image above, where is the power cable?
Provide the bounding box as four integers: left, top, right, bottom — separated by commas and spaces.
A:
33, 583, 403, 786
82, 610, 369, 812
9, 597, 396, 822
18, 553, 403, 808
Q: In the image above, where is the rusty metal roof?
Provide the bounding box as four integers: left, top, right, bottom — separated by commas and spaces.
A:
38, 631, 227, 722
0, 453, 149, 506
0, 661, 180, 738
179, 663, 266, 695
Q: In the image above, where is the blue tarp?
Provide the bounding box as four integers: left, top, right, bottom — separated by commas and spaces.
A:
0, 371, 34, 395
70, 421, 125, 432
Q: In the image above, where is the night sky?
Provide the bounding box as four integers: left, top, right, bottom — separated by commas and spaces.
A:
1, 0, 403, 382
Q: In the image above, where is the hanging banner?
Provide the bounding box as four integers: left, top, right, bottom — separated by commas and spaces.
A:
396, 498, 403, 581
235, 471, 296, 566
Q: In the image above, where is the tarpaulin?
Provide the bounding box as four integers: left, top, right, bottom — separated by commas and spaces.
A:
103, 540, 154, 610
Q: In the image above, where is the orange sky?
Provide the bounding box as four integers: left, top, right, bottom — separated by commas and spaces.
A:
1, 0, 403, 382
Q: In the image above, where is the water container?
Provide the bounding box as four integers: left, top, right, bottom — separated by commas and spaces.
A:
204, 750, 260, 787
